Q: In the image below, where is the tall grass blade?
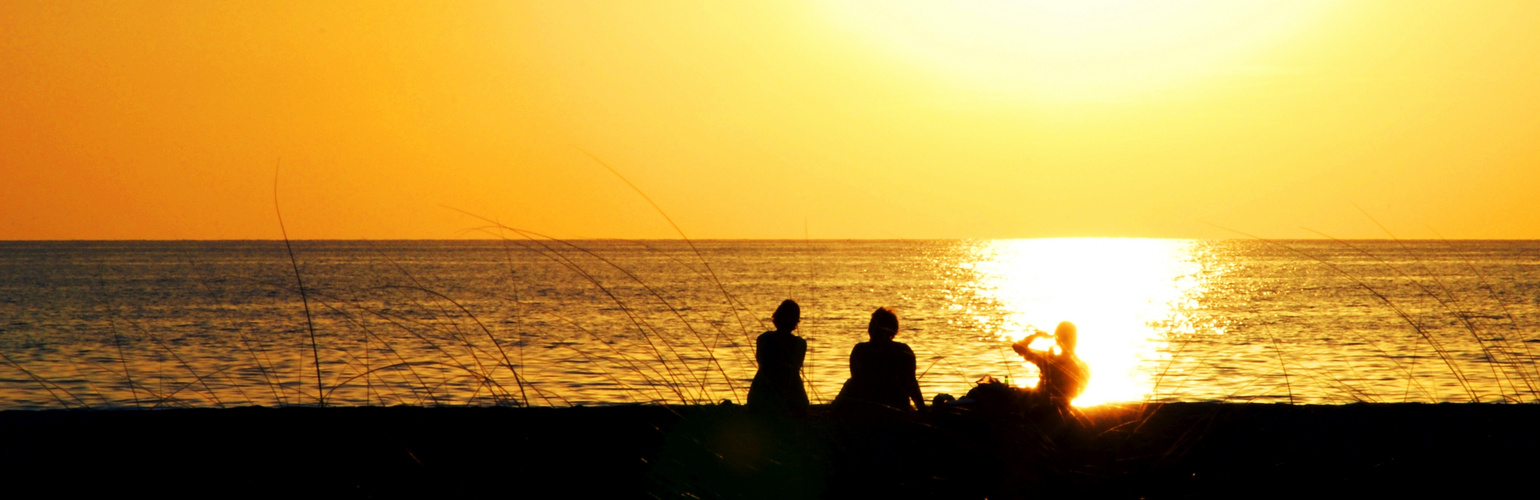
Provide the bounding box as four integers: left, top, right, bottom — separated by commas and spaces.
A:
576, 148, 761, 356
1207, 223, 1479, 401
274, 163, 325, 406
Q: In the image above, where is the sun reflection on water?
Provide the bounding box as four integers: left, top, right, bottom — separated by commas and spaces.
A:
964, 238, 1208, 406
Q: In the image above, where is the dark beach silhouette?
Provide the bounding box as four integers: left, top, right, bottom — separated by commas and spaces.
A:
747, 299, 809, 418
833, 307, 927, 414
7, 403, 1539, 498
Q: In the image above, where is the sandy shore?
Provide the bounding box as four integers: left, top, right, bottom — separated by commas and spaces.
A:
2, 402, 1534, 498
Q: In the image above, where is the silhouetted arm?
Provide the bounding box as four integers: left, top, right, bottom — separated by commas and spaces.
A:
792, 337, 807, 371
849, 344, 864, 378
903, 345, 925, 411
1012, 332, 1050, 367
755, 333, 770, 366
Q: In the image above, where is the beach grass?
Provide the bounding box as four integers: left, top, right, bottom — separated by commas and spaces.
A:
3, 236, 1536, 409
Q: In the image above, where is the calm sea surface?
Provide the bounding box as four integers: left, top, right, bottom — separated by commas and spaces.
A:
2, 239, 1538, 409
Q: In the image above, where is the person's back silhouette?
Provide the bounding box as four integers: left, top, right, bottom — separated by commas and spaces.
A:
834, 307, 926, 413
747, 299, 809, 417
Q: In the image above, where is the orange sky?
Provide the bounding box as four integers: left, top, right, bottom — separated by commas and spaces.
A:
3, 1, 1538, 240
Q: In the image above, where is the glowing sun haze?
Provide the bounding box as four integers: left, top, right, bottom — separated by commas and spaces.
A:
3, 1, 1538, 240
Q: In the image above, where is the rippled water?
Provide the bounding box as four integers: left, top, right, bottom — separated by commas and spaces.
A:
1, 239, 1537, 409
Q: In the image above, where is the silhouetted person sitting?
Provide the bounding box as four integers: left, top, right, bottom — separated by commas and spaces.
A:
747, 299, 809, 417
834, 307, 927, 415
1011, 321, 1090, 413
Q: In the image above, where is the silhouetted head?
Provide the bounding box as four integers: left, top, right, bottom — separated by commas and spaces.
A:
772, 299, 800, 332
868, 307, 899, 341
1054, 321, 1078, 353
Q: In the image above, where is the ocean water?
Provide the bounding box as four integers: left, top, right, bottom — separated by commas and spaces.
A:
1, 239, 1537, 409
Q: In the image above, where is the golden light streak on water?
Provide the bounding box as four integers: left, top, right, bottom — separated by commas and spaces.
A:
964, 238, 1207, 406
